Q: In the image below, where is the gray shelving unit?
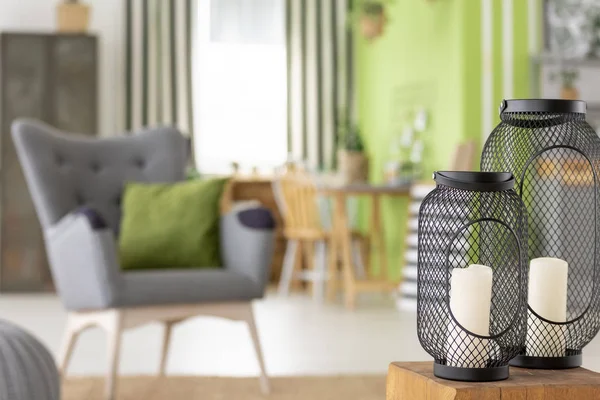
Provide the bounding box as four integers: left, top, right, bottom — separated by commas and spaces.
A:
0, 32, 98, 292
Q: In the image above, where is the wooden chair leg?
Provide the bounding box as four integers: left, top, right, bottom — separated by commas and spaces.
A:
313, 240, 327, 302
326, 236, 338, 302
159, 321, 175, 376
335, 194, 357, 310
104, 310, 123, 400
351, 239, 367, 280
291, 240, 305, 291
57, 313, 80, 377
278, 239, 299, 296
246, 304, 270, 394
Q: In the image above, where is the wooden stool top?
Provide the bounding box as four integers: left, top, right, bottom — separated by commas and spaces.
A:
387, 361, 600, 400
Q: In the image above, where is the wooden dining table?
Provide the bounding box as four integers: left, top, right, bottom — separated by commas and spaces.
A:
319, 183, 411, 309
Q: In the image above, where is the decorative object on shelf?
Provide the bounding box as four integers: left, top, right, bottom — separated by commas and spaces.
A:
337, 110, 369, 184
0, 319, 60, 400
550, 67, 579, 100
57, 0, 90, 33
481, 99, 600, 369
417, 171, 527, 382
354, 0, 391, 42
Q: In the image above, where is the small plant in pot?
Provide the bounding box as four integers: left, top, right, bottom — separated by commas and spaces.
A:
357, 0, 390, 41
337, 112, 369, 184
551, 67, 579, 100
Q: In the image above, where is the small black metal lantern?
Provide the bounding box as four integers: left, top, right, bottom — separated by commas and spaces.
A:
481, 99, 600, 369
417, 171, 527, 382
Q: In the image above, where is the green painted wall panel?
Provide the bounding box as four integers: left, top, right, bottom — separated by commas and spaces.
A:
513, 0, 531, 99
492, 0, 504, 127
355, 0, 539, 278
356, 0, 465, 279
461, 0, 482, 165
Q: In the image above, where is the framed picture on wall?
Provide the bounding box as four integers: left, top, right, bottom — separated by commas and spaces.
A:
543, 0, 600, 58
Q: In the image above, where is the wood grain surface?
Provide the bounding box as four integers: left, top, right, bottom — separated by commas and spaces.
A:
387, 362, 600, 400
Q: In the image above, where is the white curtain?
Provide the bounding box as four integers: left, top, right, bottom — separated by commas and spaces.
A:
194, 0, 287, 174
286, 0, 354, 171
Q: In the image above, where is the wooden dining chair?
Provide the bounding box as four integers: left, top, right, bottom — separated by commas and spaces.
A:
273, 165, 368, 301
450, 140, 477, 171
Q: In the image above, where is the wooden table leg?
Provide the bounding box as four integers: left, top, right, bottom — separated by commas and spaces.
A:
335, 193, 356, 309
371, 193, 388, 280
326, 235, 338, 302
360, 236, 371, 277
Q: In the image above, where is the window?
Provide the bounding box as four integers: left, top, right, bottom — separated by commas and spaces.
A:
194, 0, 287, 174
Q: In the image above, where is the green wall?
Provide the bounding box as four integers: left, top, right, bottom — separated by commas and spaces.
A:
356, 0, 538, 279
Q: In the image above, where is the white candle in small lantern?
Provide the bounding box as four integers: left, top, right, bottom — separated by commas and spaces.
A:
447, 264, 493, 368
527, 257, 568, 357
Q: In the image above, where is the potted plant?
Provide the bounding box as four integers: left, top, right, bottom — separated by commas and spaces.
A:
337, 111, 369, 184
57, 0, 90, 33
551, 67, 579, 100
357, 1, 389, 41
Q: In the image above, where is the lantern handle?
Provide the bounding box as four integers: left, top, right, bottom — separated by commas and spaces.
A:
499, 99, 508, 115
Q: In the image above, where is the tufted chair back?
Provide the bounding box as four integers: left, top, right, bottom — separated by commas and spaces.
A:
12, 119, 187, 233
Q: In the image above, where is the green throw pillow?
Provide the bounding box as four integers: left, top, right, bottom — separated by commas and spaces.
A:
119, 178, 229, 270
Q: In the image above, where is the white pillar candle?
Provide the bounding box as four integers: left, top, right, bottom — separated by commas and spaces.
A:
527, 257, 568, 357
446, 264, 493, 368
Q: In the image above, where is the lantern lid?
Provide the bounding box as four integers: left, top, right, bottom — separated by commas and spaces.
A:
433, 171, 514, 191
500, 99, 586, 114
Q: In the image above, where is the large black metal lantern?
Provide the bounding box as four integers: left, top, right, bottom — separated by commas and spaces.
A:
481, 99, 600, 369
417, 171, 528, 382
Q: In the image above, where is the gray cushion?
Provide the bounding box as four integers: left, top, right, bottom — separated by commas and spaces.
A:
118, 269, 262, 307
0, 320, 60, 400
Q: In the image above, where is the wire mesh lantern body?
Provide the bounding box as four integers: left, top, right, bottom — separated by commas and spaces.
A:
481, 99, 600, 369
417, 172, 527, 382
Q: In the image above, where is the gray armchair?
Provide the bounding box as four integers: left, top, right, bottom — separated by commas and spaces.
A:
12, 119, 275, 399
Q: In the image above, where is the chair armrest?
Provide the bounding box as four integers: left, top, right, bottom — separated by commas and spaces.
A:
220, 207, 275, 295
45, 210, 122, 310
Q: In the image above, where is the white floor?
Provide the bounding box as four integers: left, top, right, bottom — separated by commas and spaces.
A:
2, 291, 600, 377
